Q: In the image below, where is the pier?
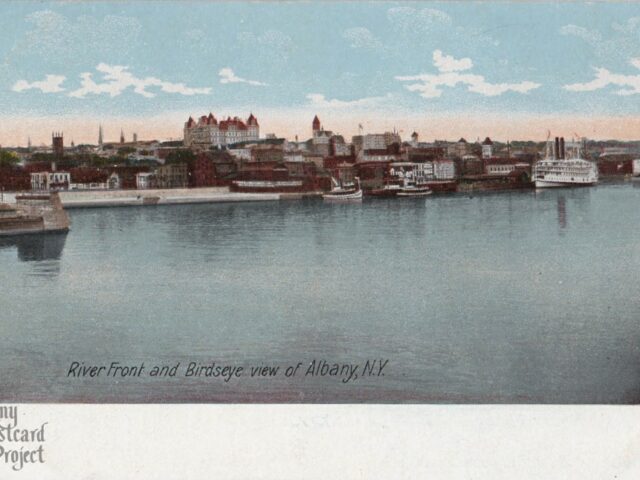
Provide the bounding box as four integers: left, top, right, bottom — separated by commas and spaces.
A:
51, 187, 286, 209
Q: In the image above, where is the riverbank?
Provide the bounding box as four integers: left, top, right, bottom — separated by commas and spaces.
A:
1, 177, 634, 208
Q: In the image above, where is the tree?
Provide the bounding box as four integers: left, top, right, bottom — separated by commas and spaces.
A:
29, 152, 56, 163
117, 146, 136, 156
165, 149, 195, 166
0, 150, 19, 167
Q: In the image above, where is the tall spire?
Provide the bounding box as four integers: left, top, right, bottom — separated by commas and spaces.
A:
27, 136, 32, 150
98, 124, 103, 146
120, 129, 125, 144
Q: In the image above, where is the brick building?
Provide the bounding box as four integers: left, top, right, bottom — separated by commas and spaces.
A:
156, 164, 188, 188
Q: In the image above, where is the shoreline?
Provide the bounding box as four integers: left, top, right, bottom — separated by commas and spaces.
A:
1, 176, 635, 209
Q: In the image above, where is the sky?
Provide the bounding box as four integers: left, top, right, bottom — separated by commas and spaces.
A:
2, 1, 640, 146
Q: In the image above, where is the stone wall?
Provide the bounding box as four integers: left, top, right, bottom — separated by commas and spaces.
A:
15, 193, 70, 232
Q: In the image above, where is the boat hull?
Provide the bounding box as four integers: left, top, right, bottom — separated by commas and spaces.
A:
535, 179, 597, 188
367, 188, 398, 197
324, 176, 363, 201
397, 189, 432, 197
322, 190, 363, 201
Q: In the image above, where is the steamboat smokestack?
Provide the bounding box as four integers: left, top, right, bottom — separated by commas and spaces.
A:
554, 137, 560, 159
560, 137, 565, 159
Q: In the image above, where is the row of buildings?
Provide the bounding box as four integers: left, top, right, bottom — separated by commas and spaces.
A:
2, 112, 639, 194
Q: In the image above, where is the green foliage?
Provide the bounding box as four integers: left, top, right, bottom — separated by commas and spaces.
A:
29, 152, 56, 163
88, 155, 114, 168
117, 146, 136, 156
165, 149, 196, 166
0, 150, 19, 167
126, 158, 159, 167
108, 155, 127, 166
63, 152, 118, 168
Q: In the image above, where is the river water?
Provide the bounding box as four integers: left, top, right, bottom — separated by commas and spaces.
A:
1, 182, 640, 403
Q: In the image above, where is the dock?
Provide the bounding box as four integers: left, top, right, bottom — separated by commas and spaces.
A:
30, 187, 285, 209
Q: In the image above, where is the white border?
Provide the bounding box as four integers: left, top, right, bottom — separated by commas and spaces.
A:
1, 404, 639, 479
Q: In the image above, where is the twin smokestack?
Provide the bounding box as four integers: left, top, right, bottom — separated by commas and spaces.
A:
554, 137, 566, 159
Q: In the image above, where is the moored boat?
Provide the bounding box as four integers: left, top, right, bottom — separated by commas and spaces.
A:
533, 134, 598, 188
397, 184, 432, 197
368, 182, 401, 197
396, 178, 433, 197
323, 177, 363, 201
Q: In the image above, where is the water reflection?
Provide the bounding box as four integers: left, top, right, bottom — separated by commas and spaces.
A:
0, 232, 67, 264
557, 196, 567, 229
160, 201, 293, 250
3, 183, 639, 402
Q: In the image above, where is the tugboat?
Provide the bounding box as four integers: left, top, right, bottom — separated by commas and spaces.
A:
396, 178, 432, 197
322, 177, 363, 201
368, 179, 401, 197
0, 192, 70, 236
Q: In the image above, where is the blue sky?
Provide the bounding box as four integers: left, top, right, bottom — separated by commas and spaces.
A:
2, 2, 640, 144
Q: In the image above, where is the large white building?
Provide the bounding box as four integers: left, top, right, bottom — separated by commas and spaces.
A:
184, 113, 259, 148
31, 171, 71, 191
433, 159, 455, 180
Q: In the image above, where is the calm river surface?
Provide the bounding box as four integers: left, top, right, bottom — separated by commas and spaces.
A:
2, 182, 640, 403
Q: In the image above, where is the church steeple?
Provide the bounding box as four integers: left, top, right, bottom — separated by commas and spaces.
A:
98, 124, 103, 146
120, 129, 125, 144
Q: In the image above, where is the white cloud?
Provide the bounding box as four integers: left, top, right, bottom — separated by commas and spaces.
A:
416, 8, 451, 25
68, 63, 211, 98
433, 50, 473, 73
342, 27, 385, 51
564, 60, 640, 95
468, 80, 541, 97
386, 6, 498, 48
559, 24, 602, 44
612, 17, 640, 35
396, 51, 540, 98
559, 23, 638, 62
12, 75, 66, 93
306, 93, 387, 108
218, 68, 267, 86
387, 6, 452, 31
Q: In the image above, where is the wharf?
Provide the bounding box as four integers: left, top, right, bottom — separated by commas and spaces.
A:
55, 187, 282, 208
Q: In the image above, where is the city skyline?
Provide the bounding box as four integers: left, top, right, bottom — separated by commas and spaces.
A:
3, 2, 640, 145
